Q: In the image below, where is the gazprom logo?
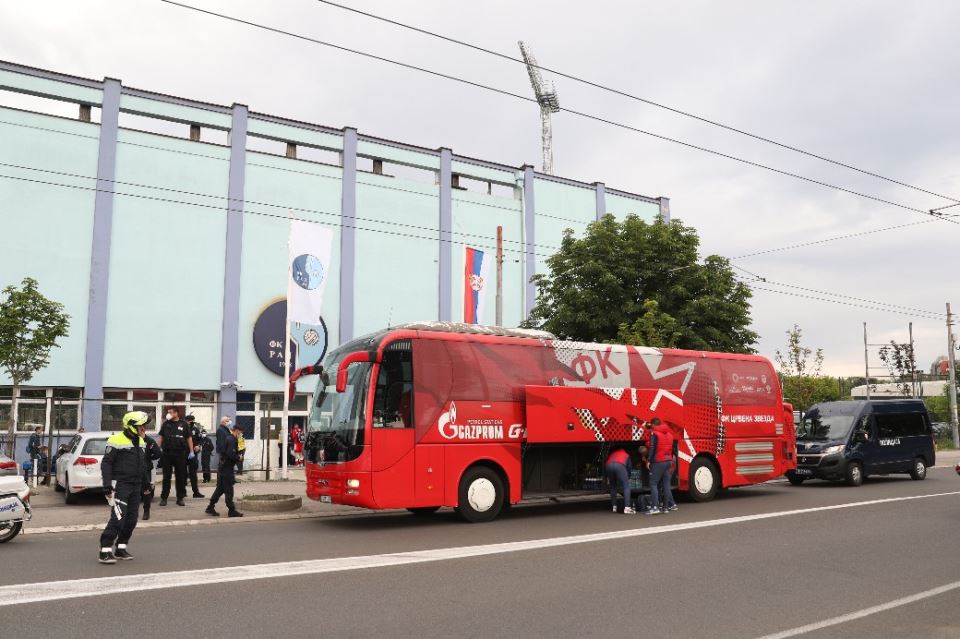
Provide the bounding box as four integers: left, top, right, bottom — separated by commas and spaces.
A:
438, 402, 458, 439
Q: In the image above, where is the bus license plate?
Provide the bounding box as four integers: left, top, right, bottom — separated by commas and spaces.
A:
320, 495, 332, 503
794, 468, 812, 476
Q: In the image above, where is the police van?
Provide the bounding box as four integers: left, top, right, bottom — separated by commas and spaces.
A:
786, 400, 935, 487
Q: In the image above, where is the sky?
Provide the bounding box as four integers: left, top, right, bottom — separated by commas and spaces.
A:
1, 0, 957, 377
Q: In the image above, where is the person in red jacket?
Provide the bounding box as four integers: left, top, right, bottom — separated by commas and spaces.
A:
644, 418, 677, 514
605, 447, 635, 514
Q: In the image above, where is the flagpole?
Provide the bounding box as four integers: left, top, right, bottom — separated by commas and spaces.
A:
281, 318, 291, 481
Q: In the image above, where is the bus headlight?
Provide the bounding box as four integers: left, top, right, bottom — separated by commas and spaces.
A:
346, 479, 360, 489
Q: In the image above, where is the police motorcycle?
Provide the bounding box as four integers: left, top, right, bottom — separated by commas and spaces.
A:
0, 475, 32, 543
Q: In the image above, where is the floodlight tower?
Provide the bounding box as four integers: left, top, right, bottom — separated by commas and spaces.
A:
518, 41, 560, 175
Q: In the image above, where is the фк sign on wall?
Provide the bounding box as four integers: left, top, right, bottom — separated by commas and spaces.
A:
252, 300, 328, 376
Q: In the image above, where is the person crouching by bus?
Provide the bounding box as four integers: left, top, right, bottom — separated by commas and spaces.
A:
605, 447, 635, 514
98, 411, 152, 564
645, 418, 678, 515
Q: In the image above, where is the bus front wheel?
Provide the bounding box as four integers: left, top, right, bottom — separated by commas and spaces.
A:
457, 466, 505, 523
687, 457, 720, 502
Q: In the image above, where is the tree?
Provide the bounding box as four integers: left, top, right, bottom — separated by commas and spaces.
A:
877, 340, 916, 396
0, 278, 70, 456
775, 324, 831, 412
524, 214, 758, 352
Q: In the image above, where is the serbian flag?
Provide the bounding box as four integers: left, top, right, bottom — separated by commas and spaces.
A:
463, 246, 491, 324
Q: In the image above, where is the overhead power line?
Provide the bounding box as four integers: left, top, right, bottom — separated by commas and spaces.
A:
0, 164, 939, 322
743, 282, 944, 320
158, 0, 958, 226
315, 0, 960, 205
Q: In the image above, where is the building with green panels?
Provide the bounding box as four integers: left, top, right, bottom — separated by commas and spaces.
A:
0, 60, 667, 461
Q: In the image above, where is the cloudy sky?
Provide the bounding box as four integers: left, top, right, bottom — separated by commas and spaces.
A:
3, 0, 957, 376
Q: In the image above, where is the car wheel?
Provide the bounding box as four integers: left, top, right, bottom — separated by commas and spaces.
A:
457, 466, 505, 523
687, 457, 720, 502
909, 457, 927, 481
786, 472, 806, 486
0, 522, 22, 544
407, 507, 441, 516
844, 462, 863, 487
54, 476, 65, 492
64, 473, 79, 504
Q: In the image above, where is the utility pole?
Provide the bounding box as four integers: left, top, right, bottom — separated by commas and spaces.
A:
863, 322, 871, 399
495, 226, 503, 326
908, 321, 917, 398
946, 303, 959, 448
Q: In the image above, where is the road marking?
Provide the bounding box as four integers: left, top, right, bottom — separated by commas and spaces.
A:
1, 490, 957, 606
755, 579, 960, 638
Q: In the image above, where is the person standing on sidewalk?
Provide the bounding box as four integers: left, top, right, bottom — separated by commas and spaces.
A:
235, 430, 246, 477
206, 417, 243, 518
200, 429, 214, 483
184, 414, 204, 499
157, 407, 194, 506
141, 428, 161, 521
98, 411, 151, 564
644, 418, 678, 515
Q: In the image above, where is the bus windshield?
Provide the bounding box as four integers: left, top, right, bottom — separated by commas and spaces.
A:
308, 353, 372, 463
796, 402, 862, 442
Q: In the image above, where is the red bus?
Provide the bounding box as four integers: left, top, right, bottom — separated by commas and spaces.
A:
296, 323, 795, 522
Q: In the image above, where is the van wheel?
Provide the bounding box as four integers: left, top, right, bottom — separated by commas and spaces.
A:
909, 458, 927, 480
844, 462, 863, 487
457, 466, 505, 523
687, 457, 720, 502
407, 507, 441, 516
64, 473, 79, 504
786, 472, 806, 486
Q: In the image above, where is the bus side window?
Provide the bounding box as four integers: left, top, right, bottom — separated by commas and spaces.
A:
374, 348, 413, 428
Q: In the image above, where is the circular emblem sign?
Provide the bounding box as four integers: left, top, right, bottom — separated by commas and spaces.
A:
253, 300, 328, 377
291, 254, 325, 290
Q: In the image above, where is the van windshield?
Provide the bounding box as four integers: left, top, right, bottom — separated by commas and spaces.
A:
797, 403, 861, 441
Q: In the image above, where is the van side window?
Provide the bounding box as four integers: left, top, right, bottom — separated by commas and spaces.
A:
875, 412, 925, 438
373, 343, 413, 429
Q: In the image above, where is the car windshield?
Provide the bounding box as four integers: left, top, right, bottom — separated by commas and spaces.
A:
307, 349, 372, 463
82, 439, 109, 455
797, 403, 861, 441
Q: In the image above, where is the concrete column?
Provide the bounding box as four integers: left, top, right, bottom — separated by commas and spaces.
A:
438, 148, 453, 322
81, 77, 121, 432
339, 128, 358, 342
659, 196, 671, 223
218, 104, 248, 421
523, 165, 536, 318
594, 182, 606, 222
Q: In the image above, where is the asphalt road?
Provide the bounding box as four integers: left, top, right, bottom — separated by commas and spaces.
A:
2, 468, 958, 639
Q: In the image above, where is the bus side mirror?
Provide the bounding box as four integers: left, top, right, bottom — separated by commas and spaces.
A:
288, 364, 321, 403
336, 352, 372, 393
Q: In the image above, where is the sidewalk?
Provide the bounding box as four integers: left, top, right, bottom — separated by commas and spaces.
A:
23, 469, 369, 535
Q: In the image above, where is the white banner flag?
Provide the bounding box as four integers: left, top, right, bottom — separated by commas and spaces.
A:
287, 219, 333, 325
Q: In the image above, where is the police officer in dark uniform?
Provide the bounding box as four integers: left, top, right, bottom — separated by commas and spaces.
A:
141, 430, 161, 520
157, 407, 194, 506
98, 411, 151, 564
200, 429, 214, 483
205, 416, 243, 518
184, 414, 205, 498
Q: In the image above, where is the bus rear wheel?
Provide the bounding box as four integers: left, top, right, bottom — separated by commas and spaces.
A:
457, 466, 505, 523
687, 457, 720, 502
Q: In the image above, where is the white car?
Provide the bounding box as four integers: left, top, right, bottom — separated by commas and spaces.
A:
56, 433, 111, 504
56, 432, 159, 504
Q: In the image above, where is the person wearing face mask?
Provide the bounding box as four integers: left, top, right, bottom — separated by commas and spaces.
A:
156, 406, 194, 507
206, 416, 243, 518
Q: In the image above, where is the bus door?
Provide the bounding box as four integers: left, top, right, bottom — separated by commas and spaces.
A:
370, 342, 416, 508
